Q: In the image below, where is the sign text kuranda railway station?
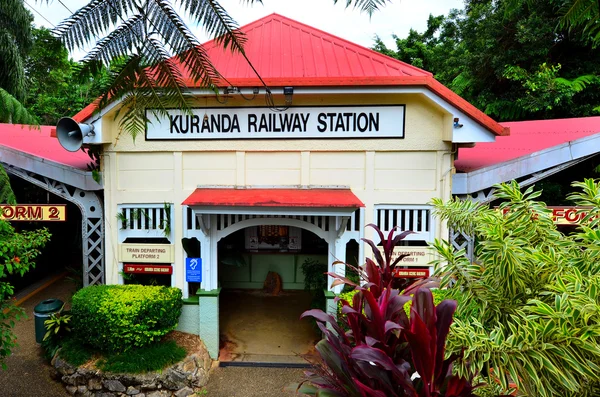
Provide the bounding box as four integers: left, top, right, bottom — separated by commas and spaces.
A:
146, 105, 405, 140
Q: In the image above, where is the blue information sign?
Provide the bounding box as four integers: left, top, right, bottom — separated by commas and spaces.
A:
185, 258, 202, 283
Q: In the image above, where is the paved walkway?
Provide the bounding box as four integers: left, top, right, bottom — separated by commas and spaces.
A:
204, 366, 306, 397
0, 274, 75, 397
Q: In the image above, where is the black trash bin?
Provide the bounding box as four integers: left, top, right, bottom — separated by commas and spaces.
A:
33, 299, 64, 343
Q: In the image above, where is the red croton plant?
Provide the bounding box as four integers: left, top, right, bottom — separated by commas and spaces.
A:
298, 224, 478, 397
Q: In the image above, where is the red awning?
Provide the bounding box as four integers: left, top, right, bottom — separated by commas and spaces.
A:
182, 188, 364, 208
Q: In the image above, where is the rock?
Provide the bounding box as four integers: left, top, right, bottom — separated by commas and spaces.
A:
165, 369, 188, 388
192, 368, 209, 388
66, 385, 77, 395
88, 377, 103, 391
181, 357, 196, 374
146, 391, 169, 397
54, 356, 77, 376
263, 271, 282, 295
96, 393, 117, 397
63, 372, 87, 386
174, 387, 194, 397
104, 380, 126, 393
140, 383, 157, 391
76, 385, 88, 395
126, 385, 140, 395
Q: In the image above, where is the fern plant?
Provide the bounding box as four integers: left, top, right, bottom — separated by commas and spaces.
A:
43, 0, 392, 140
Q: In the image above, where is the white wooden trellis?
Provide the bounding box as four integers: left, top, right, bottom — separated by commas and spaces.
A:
117, 204, 174, 242
374, 205, 434, 243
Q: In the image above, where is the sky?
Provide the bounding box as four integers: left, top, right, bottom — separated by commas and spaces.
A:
26, 0, 464, 60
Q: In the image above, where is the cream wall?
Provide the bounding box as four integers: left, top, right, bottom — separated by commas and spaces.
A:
101, 93, 454, 287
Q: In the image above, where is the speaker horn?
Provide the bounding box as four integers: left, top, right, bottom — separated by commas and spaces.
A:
56, 117, 95, 152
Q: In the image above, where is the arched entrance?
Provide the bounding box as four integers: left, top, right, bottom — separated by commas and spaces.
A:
182, 189, 364, 360
217, 223, 328, 363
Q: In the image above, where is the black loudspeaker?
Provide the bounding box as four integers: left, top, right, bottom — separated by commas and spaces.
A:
56, 117, 94, 152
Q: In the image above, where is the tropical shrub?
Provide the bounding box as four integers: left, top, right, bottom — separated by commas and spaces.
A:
0, 217, 51, 369
71, 284, 182, 352
301, 257, 327, 292
299, 225, 477, 396
431, 180, 600, 397
41, 307, 72, 360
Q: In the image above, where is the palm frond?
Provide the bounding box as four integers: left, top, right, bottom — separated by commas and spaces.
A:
0, 88, 39, 124
333, 0, 391, 17
52, 0, 137, 52
0, 164, 16, 205
179, 0, 248, 53
0, 30, 27, 100
82, 14, 146, 65
558, 0, 600, 46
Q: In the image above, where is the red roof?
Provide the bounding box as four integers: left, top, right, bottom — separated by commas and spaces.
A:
183, 188, 364, 208
74, 14, 507, 137
0, 124, 90, 170
455, 117, 600, 172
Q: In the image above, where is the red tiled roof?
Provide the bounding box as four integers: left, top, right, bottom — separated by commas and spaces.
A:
455, 117, 600, 172
183, 188, 364, 208
74, 13, 507, 137
0, 124, 90, 170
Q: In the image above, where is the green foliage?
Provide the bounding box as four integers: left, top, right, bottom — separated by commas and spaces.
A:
23, 28, 108, 126
97, 340, 186, 373
301, 258, 327, 292
431, 180, 600, 396
0, 89, 39, 124
41, 308, 72, 360
0, 166, 16, 206
0, 0, 32, 101
71, 284, 183, 352
58, 337, 94, 367
0, 0, 35, 123
0, 218, 51, 368
375, 0, 600, 121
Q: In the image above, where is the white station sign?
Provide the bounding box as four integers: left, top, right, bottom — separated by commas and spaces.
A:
145, 105, 405, 140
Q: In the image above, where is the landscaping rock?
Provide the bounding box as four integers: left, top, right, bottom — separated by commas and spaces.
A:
147, 391, 170, 397
174, 387, 194, 397
52, 332, 212, 397
53, 356, 77, 376
104, 380, 126, 393
88, 377, 103, 390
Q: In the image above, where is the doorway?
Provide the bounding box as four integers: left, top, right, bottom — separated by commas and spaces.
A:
217, 226, 327, 364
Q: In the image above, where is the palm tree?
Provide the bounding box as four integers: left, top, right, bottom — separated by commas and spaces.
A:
48, 0, 390, 139
0, 0, 38, 124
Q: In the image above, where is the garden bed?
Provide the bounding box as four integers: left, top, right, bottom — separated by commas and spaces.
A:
51, 331, 212, 397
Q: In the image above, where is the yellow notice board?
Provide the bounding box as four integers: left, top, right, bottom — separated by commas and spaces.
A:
0, 204, 66, 221
375, 247, 433, 267
118, 244, 175, 263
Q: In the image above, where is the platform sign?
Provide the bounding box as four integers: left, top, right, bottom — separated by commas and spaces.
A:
186, 258, 202, 283
394, 268, 430, 278
0, 204, 66, 221
123, 264, 173, 275
119, 244, 174, 263
375, 247, 433, 267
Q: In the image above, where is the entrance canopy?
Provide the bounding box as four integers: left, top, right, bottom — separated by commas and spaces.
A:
183, 188, 364, 216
